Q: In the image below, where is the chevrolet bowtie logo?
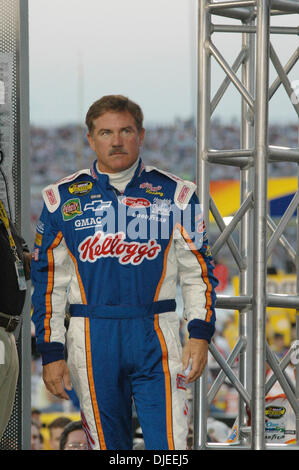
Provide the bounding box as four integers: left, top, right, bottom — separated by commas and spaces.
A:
84, 200, 112, 212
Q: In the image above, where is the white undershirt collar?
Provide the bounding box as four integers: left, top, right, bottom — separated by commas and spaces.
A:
96, 158, 140, 193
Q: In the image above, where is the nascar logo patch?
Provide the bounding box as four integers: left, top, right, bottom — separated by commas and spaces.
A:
69, 181, 93, 196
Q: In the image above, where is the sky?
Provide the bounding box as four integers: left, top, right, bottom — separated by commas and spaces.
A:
28, 0, 299, 127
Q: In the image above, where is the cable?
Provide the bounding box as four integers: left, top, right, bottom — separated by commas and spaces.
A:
0, 148, 13, 220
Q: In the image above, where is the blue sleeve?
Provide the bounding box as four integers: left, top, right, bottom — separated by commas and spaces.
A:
31, 203, 67, 365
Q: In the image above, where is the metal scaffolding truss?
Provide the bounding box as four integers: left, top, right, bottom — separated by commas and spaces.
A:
195, 0, 299, 450
0, 0, 30, 450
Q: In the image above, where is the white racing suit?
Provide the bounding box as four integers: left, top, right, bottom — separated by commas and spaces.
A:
31, 158, 218, 449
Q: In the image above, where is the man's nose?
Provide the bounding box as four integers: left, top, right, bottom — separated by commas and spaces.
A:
111, 132, 123, 146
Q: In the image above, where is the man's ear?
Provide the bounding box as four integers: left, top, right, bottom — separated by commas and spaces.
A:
87, 132, 95, 152
139, 128, 145, 147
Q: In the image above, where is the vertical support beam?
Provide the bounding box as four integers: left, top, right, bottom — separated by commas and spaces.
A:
195, 0, 211, 449
239, 15, 255, 446
251, 0, 271, 450
17, 0, 31, 450
296, 133, 299, 444
0, 0, 30, 450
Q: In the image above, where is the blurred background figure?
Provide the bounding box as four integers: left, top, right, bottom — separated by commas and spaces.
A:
48, 416, 72, 450
31, 421, 43, 450
0, 199, 31, 441
31, 408, 42, 428
271, 332, 288, 360
59, 421, 88, 451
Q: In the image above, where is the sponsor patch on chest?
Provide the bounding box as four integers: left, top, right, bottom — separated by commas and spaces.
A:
62, 198, 83, 221
68, 181, 93, 196
122, 197, 151, 208
78, 231, 161, 265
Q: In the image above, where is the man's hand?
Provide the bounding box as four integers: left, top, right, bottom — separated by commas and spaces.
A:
42, 360, 72, 400
182, 338, 209, 384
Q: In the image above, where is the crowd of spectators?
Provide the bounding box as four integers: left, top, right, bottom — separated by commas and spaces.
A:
30, 118, 298, 233
31, 412, 87, 450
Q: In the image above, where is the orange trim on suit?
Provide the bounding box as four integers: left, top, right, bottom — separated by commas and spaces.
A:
153, 230, 175, 450
178, 224, 213, 322
44, 232, 63, 342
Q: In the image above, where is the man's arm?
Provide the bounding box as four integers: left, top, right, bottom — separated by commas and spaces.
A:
174, 193, 218, 383
31, 203, 72, 398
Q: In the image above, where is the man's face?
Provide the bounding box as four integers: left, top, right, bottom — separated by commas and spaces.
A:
31, 424, 41, 450
87, 111, 145, 174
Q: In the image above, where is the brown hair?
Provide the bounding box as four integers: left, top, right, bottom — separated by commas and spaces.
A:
85, 95, 144, 134
48, 416, 72, 432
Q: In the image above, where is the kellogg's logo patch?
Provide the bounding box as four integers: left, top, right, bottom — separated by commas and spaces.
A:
78, 231, 161, 265
122, 197, 151, 208
62, 198, 83, 221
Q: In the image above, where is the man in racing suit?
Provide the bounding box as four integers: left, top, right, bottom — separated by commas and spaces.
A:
31, 95, 218, 450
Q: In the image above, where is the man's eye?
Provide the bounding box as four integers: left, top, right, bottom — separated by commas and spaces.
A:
122, 128, 131, 134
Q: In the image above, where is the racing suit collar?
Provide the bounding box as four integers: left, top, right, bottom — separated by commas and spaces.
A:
91, 158, 144, 191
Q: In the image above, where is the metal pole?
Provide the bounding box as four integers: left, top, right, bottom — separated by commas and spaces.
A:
0, 0, 30, 450
208, 0, 257, 9
211, 48, 249, 116
269, 49, 299, 100
212, 192, 253, 256
239, 13, 255, 447
296, 117, 299, 445
271, 0, 299, 14
17, 0, 31, 450
212, 24, 299, 35
251, 0, 271, 450
208, 6, 255, 21
208, 41, 255, 110
196, 0, 211, 449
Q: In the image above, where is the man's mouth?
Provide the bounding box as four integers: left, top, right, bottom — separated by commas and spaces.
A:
109, 149, 128, 156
